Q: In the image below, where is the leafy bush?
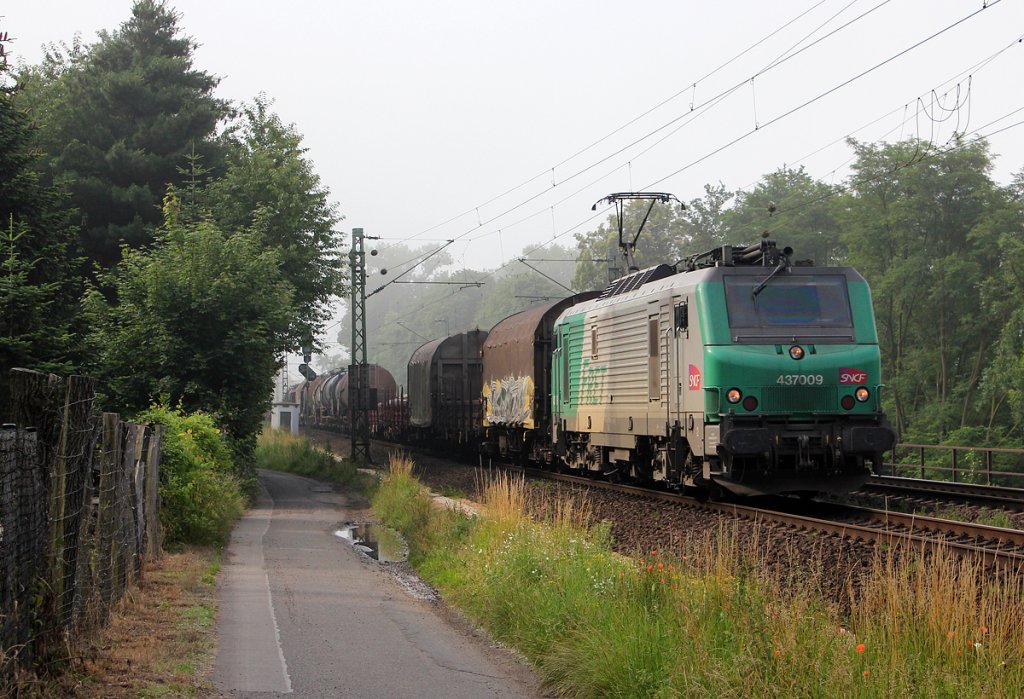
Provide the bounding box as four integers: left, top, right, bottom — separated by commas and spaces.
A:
137, 404, 244, 547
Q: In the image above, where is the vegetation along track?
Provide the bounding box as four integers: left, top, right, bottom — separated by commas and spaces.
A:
521, 469, 1024, 568
307, 428, 1024, 581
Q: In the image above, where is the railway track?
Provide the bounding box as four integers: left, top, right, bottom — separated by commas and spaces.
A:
522, 468, 1024, 568
862, 475, 1024, 510
310, 428, 1024, 567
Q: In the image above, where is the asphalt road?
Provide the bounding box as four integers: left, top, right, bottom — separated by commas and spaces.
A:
212, 469, 540, 698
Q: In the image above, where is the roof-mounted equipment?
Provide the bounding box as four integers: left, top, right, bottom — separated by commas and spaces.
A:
681, 238, 793, 272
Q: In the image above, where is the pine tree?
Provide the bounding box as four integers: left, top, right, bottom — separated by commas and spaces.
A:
21, 0, 228, 271
0, 33, 81, 412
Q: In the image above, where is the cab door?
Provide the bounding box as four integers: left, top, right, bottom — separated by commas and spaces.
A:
668, 295, 690, 427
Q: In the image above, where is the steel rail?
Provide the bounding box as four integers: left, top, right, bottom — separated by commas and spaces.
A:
523, 468, 1024, 568
864, 475, 1024, 510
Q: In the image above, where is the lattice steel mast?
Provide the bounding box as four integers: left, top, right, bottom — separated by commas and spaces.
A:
349, 227, 378, 463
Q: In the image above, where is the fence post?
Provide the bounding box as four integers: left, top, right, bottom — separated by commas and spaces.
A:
44, 386, 70, 645
131, 426, 148, 577
117, 423, 142, 590
71, 426, 98, 633
951, 448, 958, 484
97, 413, 120, 618
0, 425, 32, 672
144, 425, 163, 562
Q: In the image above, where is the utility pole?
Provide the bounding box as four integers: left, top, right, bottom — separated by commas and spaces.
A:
349, 227, 378, 463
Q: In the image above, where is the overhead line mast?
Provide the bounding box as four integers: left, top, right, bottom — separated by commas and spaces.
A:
349, 227, 379, 463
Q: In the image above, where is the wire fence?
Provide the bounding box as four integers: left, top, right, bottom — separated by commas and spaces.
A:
1, 369, 162, 684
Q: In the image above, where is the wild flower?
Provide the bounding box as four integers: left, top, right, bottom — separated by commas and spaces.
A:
855, 643, 866, 653
947, 631, 956, 639
773, 649, 781, 658
979, 625, 989, 634
657, 563, 664, 570
862, 670, 870, 677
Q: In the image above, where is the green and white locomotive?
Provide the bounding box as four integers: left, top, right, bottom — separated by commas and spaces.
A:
550, 238, 895, 497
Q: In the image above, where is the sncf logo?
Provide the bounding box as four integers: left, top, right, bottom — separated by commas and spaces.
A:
839, 368, 867, 385
688, 364, 702, 390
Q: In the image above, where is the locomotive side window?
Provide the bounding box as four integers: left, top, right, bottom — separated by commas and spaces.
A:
648, 316, 659, 401
674, 302, 688, 332
562, 330, 570, 400
591, 325, 598, 359
724, 275, 852, 328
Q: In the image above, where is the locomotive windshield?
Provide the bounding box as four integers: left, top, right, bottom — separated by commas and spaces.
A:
724, 274, 852, 329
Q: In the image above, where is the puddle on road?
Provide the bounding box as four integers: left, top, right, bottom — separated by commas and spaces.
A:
334, 522, 407, 562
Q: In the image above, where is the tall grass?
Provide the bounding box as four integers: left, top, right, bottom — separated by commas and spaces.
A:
254, 430, 362, 487
373, 464, 1024, 698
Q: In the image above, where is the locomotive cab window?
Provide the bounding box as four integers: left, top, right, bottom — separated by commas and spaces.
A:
724, 274, 852, 331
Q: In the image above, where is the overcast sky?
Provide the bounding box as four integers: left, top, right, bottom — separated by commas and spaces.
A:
5, 0, 1023, 284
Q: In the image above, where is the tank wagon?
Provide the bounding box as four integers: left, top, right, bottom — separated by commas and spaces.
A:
550, 240, 895, 496
298, 364, 398, 432
407, 329, 489, 446
481, 292, 598, 464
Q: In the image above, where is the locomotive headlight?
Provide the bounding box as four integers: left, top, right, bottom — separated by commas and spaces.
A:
855, 387, 870, 403
788, 345, 805, 360
726, 388, 742, 404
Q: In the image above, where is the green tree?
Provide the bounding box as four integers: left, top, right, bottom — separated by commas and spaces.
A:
84, 194, 293, 444
18, 0, 227, 270
571, 187, 735, 292
572, 198, 687, 291
677, 182, 734, 253
473, 272, 571, 330
974, 170, 1024, 442
838, 138, 1008, 441
202, 95, 345, 346
724, 167, 842, 265
0, 51, 81, 411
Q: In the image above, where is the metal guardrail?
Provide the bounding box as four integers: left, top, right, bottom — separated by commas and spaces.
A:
882, 443, 1024, 488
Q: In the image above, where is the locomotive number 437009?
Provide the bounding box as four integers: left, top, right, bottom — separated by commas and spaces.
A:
776, 374, 825, 386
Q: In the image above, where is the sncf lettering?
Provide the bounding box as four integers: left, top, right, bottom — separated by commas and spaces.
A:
839, 368, 867, 384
